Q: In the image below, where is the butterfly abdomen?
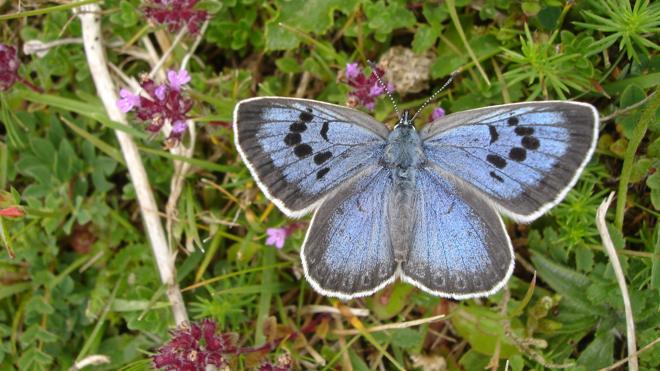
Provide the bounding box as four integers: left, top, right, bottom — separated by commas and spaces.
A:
383, 125, 425, 262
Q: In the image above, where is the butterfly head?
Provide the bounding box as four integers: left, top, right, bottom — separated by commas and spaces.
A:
395, 111, 415, 129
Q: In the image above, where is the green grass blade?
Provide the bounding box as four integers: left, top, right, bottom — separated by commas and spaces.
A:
445, 0, 491, 86
615, 90, 660, 230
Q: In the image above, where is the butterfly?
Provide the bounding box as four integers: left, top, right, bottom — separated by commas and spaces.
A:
233, 97, 598, 300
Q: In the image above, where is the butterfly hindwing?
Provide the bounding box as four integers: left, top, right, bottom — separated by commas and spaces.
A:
302, 166, 397, 299
421, 101, 598, 222
234, 97, 388, 217
400, 168, 513, 298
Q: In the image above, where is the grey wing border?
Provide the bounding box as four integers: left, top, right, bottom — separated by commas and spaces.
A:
233, 96, 388, 218
422, 101, 600, 223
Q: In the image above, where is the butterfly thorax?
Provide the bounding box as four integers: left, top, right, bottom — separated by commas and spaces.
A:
383, 124, 426, 262
382, 124, 426, 176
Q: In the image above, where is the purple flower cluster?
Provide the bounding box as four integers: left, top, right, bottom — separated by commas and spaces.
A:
152, 319, 236, 370
117, 69, 192, 144
0, 44, 19, 91
265, 222, 305, 249
142, 0, 208, 33
345, 63, 394, 111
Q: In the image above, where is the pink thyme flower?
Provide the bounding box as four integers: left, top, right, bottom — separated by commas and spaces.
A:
265, 223, 305, 249
142, 0, 208, 33
344, 62, 394, 111
117, 89, 141, 112
152, 319, 237, 371
345, 63, 360, 80
265, 228, 287, 249
117, 69, 193, 144
154, 85, 167, 100
430, 107, 445, 121
168, 69, 191, 90
171, 120, 188, 135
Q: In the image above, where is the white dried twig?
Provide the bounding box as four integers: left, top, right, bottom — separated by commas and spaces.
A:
23, 38, 83, 57
181, 20, 209, 70
300, 305, 369, 317
332, 314, 446, 336
68, 355, 110, 371
76, 4, 188, 325
596, 192, 637, 371
149, 26, 187, 79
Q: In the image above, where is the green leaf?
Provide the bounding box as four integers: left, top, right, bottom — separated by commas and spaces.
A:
618, 84, 646, 138
521, 1, 541, 16
530, 252, 604, 315
21, 324, 58, 346
509, 354, 525, 371
451, 306, 521, 357
0, 282, 31, 301
196, 0, 224, 14
266, 0, 354, 50
652, 226, 660, 290
366, 282, 414, 320
364, 0, 416, 41
31, 138, 56, 164
25, 296, 55, 316
389, 328, 423, 350
55, 139, 75, 182
412, 25, 438, 53
275, 57, 303, 74
111, 0, 138, 27
538, 6, 562, 30
349, 349, 371, 371
577, 330, 614, 369
265, 21, 300, 51
575, 247, 594, 272
17, 346, 53, 370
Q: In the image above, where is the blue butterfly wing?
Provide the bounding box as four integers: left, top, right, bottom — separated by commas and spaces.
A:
302, 166, 397, 299
234, 97, 388, 217
400, 169, 513, 298
421, 102, 598, 222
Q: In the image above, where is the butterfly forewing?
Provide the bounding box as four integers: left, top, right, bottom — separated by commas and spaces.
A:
302, 166, 397, 299
421, 101, 598, 222
234, 97, 388, 217
400, 168, 513, 298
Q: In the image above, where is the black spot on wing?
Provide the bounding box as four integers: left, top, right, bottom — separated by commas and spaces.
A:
490, 171, 504, 182
313, 151, 332, 165
488, 125, 499, 144
316, 167, 330, 179
299, 109, 314, 123
320, 121, 329, 141
509, 147, 527, 162
289, 121, 307, 132
522, 136, 540, 150
284, 133, 301, 146
294, 144, 313, 158
486, 154, 507, 169
508, 117, 519, 126
514, 126, 534, 136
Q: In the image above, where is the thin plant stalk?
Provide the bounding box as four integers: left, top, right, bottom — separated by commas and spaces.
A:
596, 193, 638, 371
76, 3, 188, 325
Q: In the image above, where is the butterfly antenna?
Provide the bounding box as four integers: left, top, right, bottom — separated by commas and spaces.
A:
367, 60, 401, 119
410, 70, 458, 123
